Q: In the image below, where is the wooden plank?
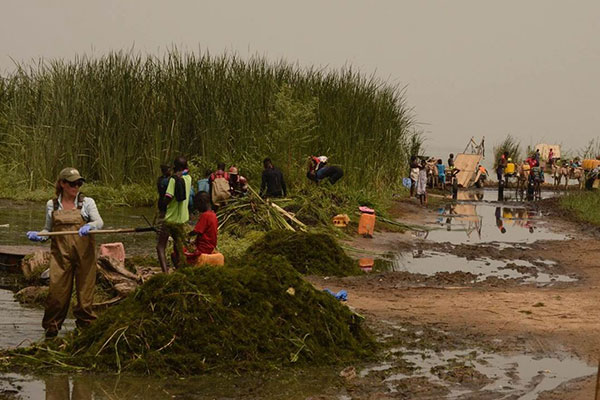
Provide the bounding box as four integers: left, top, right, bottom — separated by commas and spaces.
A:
454, 154, 483, 188
0, 245, 47, 257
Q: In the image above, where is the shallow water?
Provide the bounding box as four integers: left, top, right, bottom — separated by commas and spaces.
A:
425, 198, 566, 244
0, 289, 73, 349
0, 369, 347, 400
391, 250, 575, 284
0, 200, 157, 255
361, 348, 596, 399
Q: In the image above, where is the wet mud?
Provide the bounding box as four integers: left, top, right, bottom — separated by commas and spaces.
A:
0, 189, 597, 399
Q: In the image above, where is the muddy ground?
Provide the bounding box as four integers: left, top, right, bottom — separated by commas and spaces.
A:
308, 194, 600, 399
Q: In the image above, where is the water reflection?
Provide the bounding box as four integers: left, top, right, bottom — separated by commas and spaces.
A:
429, 202, 565, 244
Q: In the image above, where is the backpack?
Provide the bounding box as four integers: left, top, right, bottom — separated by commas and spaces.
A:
173, 176, 187, 202
211, 175, 231, 204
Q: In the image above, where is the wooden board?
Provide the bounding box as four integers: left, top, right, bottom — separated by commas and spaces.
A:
454, 154, 483, 188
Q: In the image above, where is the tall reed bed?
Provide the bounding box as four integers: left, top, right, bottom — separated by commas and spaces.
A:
0, 51, 420, 193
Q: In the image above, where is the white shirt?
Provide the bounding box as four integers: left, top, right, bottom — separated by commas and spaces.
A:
41, 194, 104, 233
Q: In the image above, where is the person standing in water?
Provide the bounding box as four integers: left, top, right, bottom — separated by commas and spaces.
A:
26, 168, 104, 338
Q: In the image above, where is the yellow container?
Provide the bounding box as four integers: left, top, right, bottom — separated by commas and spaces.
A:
332, 214, 350, 227
505, 163, 516, 174
358, 213, 375, 237
197, 252, 225, 267
522, 164, 531, 172
582, 159, 600, 171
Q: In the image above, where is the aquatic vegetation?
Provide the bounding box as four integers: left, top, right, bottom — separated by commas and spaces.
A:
0, 50, 420, 197
245, 231, 362, 276
3, 257, 374, 374
493, 135, 522, 166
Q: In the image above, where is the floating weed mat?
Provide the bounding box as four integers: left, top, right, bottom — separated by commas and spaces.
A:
2, 257, 374, 375
245, 231, 363, 276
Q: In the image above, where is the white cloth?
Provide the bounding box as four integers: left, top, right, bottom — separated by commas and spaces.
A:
416, 169, 427, 195
410, 167, 420, 181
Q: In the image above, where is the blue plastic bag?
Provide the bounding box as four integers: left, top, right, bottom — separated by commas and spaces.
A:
323, 288, 348, 301
402, 177, 412, 188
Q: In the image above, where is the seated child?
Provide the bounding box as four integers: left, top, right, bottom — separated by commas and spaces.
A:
188, 192, 218, 258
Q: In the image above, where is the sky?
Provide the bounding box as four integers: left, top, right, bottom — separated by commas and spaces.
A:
1, 0, 598, 157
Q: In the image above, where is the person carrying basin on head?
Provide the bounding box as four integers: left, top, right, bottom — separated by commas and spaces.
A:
260, 158, 287, 198
156, 156, 192, 274
26, 168, 104, 339
307, 155, 344, 185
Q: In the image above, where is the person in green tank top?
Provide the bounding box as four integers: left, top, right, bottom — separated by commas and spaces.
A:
156, 156, 192, 273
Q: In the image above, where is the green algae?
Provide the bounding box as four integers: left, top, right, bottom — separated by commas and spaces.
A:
4, 256, 374, 375
245, 231, 363, 276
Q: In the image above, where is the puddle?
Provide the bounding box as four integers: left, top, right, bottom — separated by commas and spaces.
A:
426, 203, 566, 244
0, 368, 348, 400
454, 188, 561, 203
387, 251, 575, 284
0, 288, 73, 348
0, 200, 157, 255
365, 348, 596, 400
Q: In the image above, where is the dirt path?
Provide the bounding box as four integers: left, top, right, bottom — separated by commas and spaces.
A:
312, 196, 600, 399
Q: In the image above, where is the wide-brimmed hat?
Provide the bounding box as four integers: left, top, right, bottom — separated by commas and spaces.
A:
228, 166, 239, 175
58, 167, 85, 182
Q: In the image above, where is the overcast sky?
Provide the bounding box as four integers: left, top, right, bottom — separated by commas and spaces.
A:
1, 0, 598, 156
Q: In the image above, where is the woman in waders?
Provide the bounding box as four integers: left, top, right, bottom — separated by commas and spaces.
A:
26, 168, 103, 338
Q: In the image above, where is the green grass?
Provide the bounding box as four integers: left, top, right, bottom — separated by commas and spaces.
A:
0, 50, 421, 197
559, 191, 600, 225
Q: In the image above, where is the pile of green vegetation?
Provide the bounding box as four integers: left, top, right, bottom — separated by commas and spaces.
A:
6, 256, 373, 375
245, 231, 362, 276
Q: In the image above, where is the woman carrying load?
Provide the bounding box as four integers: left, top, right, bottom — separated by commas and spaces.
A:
26, 168, 104, 338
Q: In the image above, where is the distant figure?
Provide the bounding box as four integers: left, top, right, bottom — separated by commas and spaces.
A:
307, 155, 344, 185
409, 156, 420, 197
197, 169, 211, 195
448, 153, 455, 169
260, 158, 287, 198
417, 160, 428, 206
436, 159, 446, 190
535, 149, 541, 164
228, 166, 248, 196
475, 165, 488, 188
189, 192, 218, 257
156, 164, 172, 218
548, 148, 554, 167
497, 151, 509, 182
209, 162, 231, 206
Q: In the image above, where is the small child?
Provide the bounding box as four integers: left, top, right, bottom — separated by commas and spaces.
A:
189, 192, 218, 258
417, 160, 428, 206
436, 159, 446, 190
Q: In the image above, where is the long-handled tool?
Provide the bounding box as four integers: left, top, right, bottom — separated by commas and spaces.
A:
38, 226, 156, 237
